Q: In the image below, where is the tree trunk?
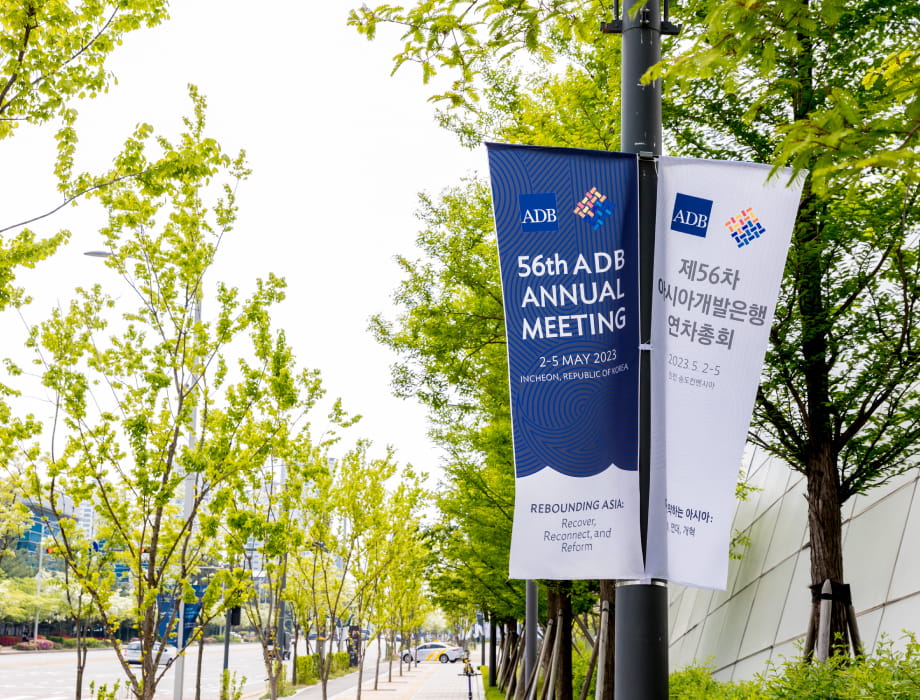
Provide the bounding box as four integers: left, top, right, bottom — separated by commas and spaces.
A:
596, 581, 615, 700
356, 642, 366, 700
806, 445, 849, 653
195, 634, 206, 700
499, 621, 519, 691
74, 618, 87, 700
555, 584, 573, 700
292, 625, 300, 685
374, 632, 383, 689
796, 180, 850, 655
539, 616, 557, 690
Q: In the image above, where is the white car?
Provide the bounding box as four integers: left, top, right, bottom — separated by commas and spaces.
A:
402, 641, 464, 664
124, 640, 177, 665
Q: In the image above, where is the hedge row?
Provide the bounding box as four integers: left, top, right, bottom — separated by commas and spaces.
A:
11, 639, 58, 651
295, 651, 351, 685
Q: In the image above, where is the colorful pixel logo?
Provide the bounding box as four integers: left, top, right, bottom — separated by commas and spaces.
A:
573, 187, 614, 230
725, 208, 766, 247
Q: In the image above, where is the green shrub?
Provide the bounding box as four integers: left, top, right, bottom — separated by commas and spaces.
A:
669, 635, 920, 699
295, 655, 319, 685
758, 635, 920, 699
669, 663, 762, 699
331, 651, 350, 674
90, 680, 120, 700
290, 650, 355, 686
220, 669, 246, 700
84, 638, 111, 648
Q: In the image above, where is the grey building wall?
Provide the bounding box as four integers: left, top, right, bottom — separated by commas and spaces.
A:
668, 448, 920, 681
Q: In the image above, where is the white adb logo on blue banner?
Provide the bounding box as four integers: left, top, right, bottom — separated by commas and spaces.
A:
671, 192, 713, 237
519, 192, 559, 232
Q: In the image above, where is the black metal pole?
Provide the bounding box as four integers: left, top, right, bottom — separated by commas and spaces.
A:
607, 0, 670, 697
488, 615, 497, 687
525, 580, 537, 685
223, 607, 231, 671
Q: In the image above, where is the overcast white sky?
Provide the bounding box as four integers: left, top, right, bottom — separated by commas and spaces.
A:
1, 1, 488, 475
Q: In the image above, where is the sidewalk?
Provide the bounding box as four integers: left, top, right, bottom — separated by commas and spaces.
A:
293, 662, 485, 700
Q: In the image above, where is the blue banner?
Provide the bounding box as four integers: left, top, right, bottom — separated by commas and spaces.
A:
488, 143, 645, 579
158, 583, 207, 643
488, 143, 640, 477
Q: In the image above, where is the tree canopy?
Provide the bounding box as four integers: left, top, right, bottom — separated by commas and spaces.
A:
21, 89, 322, 700
0, 0, 170, 311
357, 0, 920, 654
370, 178, 525, 622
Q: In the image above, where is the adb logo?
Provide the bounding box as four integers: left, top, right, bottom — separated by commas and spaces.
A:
671, 193, 714, 238
519, 193, 559, 232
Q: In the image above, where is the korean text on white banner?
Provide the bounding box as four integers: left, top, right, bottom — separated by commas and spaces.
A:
486, 143, 644, 580
646, 156, 805, 589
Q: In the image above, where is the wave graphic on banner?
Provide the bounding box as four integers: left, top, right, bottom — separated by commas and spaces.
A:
514, 377, 636, 477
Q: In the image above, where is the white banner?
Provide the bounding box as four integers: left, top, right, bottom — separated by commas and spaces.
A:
646, 157, 804, 589
510, 468, 645, 579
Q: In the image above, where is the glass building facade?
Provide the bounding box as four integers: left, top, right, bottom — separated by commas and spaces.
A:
668, 448, 920, 680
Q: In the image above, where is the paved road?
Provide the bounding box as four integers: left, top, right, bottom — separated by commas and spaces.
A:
0, 643, 273, 699
0, 642, 483, 700
0, 640, 388, 700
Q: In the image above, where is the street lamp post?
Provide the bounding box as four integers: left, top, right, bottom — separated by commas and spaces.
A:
85, 249, 200, 699
601, 1, 679, 695
223, 604, 233, 671
33, 521, 47, 642
173, 294, 200, 700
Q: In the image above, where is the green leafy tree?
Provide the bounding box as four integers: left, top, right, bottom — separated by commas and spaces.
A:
285, 440, 411, 700
384, 557, 430, 671
223, 448, 330, 700
47, 538, 104, 700
0, 6, 174, 584
350, 464, 428, 697
370, 178, 525, 626
19, 90, 326, 700
0, 0, 168, 142
368, 506, 429, 683
0, 571, 65, 628
0, 0, 170, 313
0, 576, 31, 624
651, 0, 920, 650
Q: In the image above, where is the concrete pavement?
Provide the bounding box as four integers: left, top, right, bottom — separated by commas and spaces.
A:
293, 661, 486, 700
